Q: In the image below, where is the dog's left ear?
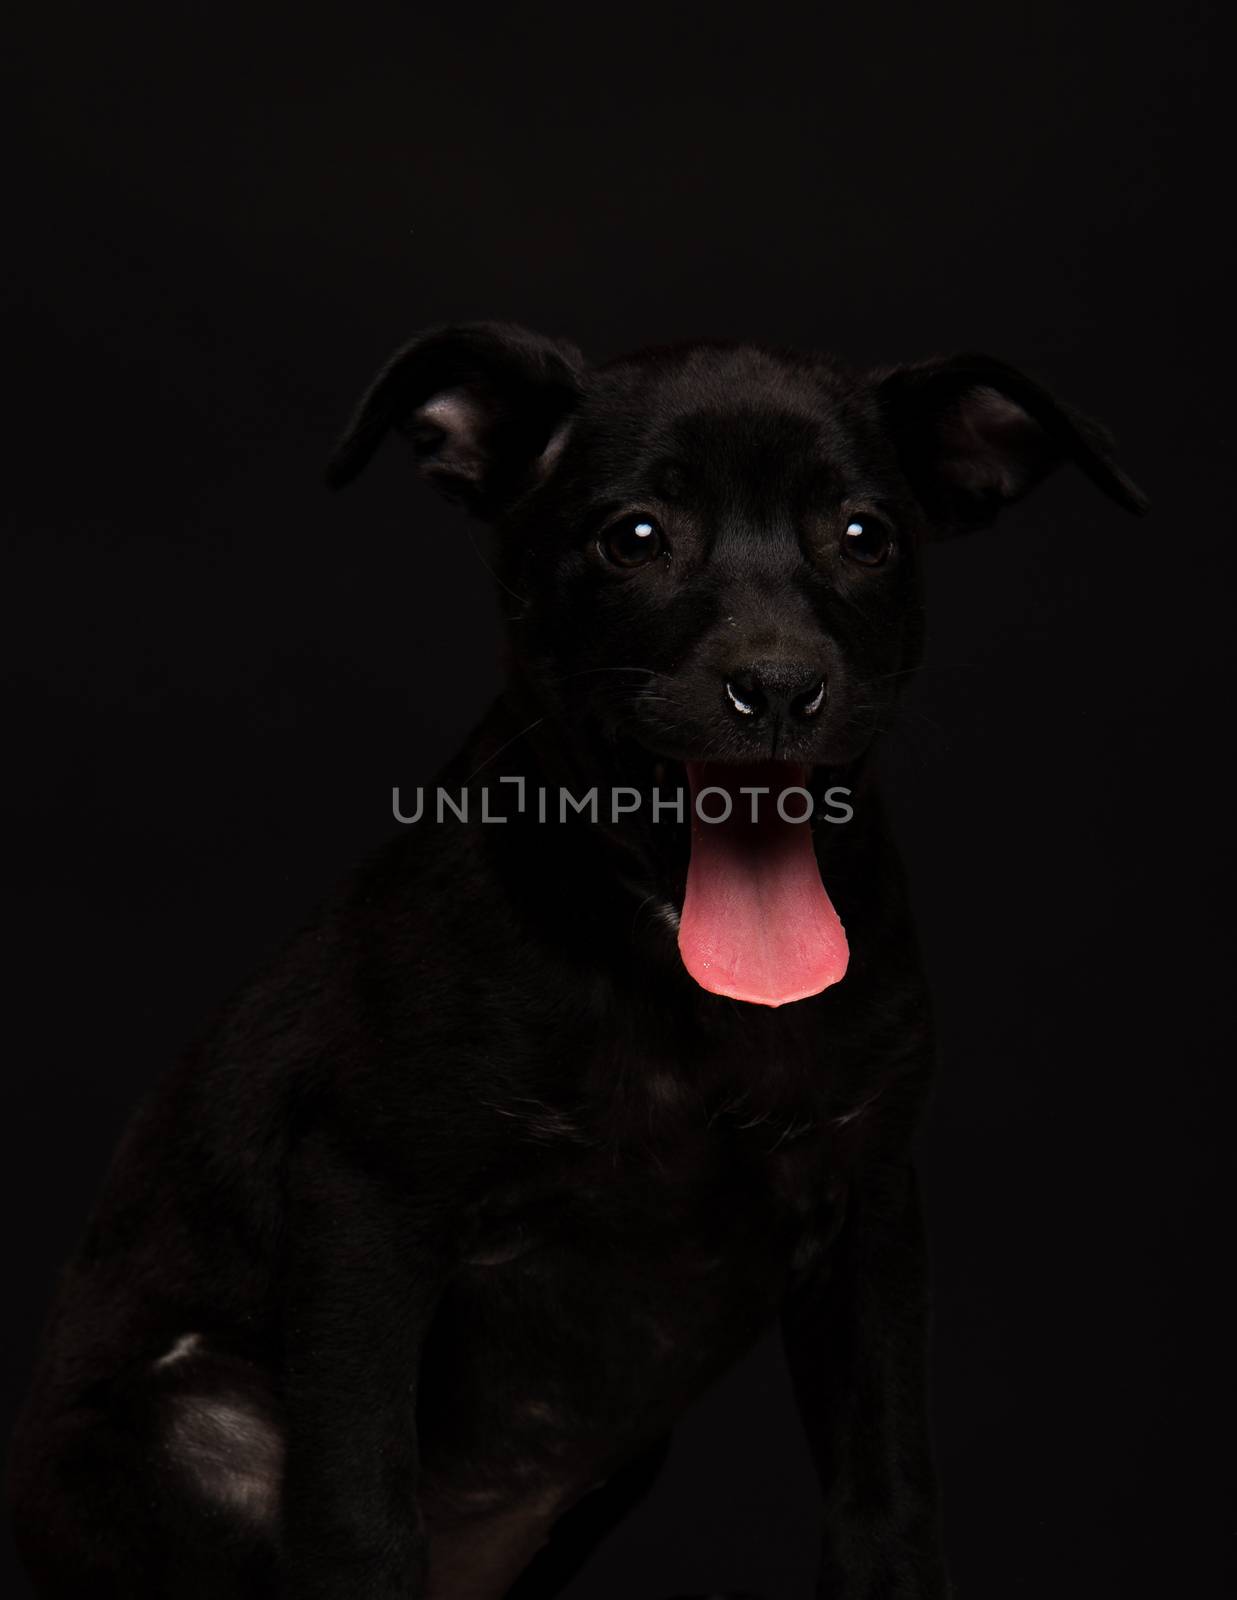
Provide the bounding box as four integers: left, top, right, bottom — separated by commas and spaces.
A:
325, 322, 585, 519
876, 353, 1149, 535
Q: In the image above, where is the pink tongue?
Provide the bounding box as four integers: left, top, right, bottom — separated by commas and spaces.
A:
678, 761, 849, 1007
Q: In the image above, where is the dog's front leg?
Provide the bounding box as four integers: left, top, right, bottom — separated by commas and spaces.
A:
279, 1136, 454, 1599
781, 1161, 949, 1600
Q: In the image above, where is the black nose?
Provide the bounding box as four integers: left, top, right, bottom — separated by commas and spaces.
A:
724, 661, 826, 723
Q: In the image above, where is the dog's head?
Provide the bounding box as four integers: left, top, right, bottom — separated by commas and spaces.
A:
331, 324, 1145, 1006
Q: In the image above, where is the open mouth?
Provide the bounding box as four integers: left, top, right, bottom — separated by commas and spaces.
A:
624, 749, 850, 1009
678, 759, 849, 1008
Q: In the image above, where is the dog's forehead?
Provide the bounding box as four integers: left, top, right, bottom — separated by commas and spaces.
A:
593, 341, 849, 426
576, 342, 875, 501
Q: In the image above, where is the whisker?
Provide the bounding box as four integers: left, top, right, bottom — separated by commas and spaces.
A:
465, 717, 546, 782
465, 528, 527, 605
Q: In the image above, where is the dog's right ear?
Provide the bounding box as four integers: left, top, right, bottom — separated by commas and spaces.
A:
876, 353, 1149, 534
325, 322, 585, 518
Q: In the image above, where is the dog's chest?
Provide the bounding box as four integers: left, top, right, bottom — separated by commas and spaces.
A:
415, 1053, 842, 1499
458, 1028, 838, 1292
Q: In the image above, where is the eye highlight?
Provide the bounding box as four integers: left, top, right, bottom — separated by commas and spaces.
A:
842, 515, 893, 567
599, 514, 666, 569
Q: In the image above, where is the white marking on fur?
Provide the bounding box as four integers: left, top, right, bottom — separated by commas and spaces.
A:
646, 1070, 681, 1107
520, 1399, 563, 1427
168, 1393, 283, 1524
656, 900, 681, 932
153, 1332, 202, 1370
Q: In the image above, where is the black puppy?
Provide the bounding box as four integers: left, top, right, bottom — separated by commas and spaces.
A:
8, 325, 1146, 1599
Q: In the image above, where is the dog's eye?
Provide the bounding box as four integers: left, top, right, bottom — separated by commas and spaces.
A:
842, 515, 892, 567
599, 515, 666, 569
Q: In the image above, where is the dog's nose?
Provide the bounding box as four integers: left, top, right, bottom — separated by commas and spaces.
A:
724, 661, 826, 722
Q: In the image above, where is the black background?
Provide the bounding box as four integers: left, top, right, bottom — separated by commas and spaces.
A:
5, 2, 1234, 1595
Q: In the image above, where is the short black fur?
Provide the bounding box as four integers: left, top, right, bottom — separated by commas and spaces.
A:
7, 324, 1145, 1599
